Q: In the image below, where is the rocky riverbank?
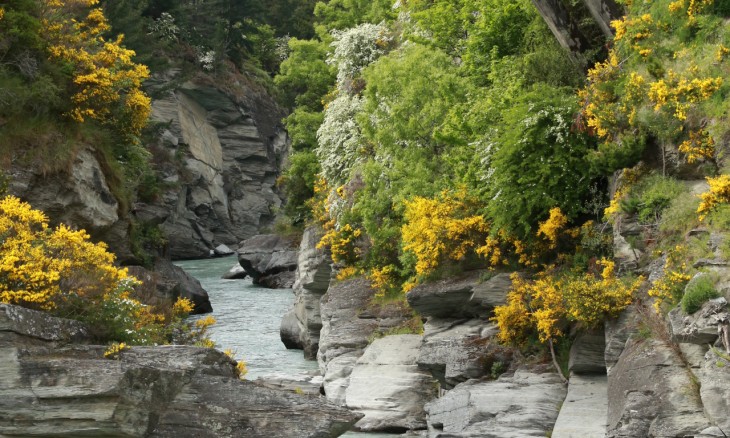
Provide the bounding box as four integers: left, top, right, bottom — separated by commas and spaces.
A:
273, 225, 730, 437
0, 303, 359, 438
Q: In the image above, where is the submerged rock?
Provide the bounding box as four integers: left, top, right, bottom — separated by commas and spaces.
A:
237, 234, 298, 288
0, 304, 359, 437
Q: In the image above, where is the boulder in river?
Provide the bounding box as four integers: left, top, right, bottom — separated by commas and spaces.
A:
237, 234, 298, 288
127, 258, 213, 314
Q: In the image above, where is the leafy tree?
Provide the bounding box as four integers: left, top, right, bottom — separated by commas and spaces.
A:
274, 38, 334, 110
486, 86, 597, 239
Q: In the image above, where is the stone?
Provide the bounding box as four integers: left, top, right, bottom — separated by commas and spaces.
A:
606, 338, 712, 437
406, 270, 513, 318
0, 304, 90, 343
0, 304, 360, 438
318, 277, 409, 406
668, 297, 728, 344
346, 335, 436, 432
221, 263, 247, 280
255, 372, 323, 397
425, 366, 567, 437
417, 318, 504, 389
281, 309, 303, 349
569, 329, 606, 375
237, 234, 298, 289
213, 244, 235, 256
127, 259, 213, 314
280, 226, 332, 358
552, 374, 608, 438
698, 348, 730, 434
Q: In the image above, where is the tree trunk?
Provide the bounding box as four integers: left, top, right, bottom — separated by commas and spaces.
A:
581, 0, 625, 38
531, 0, 593, 57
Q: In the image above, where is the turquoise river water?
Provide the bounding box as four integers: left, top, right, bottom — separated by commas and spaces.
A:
175, 257, 398, 438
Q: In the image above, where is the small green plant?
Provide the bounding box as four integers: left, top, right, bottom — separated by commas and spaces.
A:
625, 174, 684, 224
681, 274, 720, 314
490, 361, 506, 379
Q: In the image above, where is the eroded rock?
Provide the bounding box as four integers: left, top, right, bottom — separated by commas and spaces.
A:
346, 335, 436, 432
0, 304, 359, 438
425, 366, 566, 437
237, 234, 298, 289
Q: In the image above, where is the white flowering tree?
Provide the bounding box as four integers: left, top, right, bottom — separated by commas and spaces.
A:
328, 23, 391, 93
316, 94, 365, 186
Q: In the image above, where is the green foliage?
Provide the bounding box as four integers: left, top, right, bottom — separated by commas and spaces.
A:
360, 44, 468, 155
280, 151, 321, 224
486, 86, 597, 239
623, 174, 684, 224
681, 274, 720, 314
274, 38, 334, 110
313, 0, 395, 35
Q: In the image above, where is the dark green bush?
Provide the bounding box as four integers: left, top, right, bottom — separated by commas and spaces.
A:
682, 274, 720, 314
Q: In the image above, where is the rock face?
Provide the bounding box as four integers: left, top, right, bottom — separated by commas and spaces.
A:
425, 366, 567, 437
280, 226, 332, 357
0, 304, 360, 437
318, 277, 408, 406
148, 77, 289, 260
606, 338, 713, 437
237, 234, 299, 288
7, 148, 136, 263
126, 259, 213, 314
552, 374, 609, 438
406, 270, 512, 319
345, 335, 436, 432
417, 318, 502, 389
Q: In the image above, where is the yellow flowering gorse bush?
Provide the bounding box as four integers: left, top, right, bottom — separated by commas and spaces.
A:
493, 259, 641, 345
41, 0, 151, 136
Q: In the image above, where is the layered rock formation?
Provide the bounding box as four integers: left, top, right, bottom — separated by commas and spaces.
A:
237, 234, 299, 288
280, 226, 332, 356
0, 303, 360, 438
146, 74, 289, 260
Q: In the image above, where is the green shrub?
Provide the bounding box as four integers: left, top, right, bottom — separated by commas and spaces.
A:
681, 274, 720, 314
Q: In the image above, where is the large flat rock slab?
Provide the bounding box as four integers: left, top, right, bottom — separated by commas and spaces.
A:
552, 374, 608, 438
346, 335, 436, 431
425, 366, 566, 437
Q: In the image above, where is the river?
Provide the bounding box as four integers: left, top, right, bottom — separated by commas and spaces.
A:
175, 257, 399, 438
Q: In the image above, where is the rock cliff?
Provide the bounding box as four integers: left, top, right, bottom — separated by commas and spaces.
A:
145, 73, 289, 260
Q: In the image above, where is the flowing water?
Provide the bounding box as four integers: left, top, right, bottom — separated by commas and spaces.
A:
175, 257, 401, 438
174, 257, 319, 380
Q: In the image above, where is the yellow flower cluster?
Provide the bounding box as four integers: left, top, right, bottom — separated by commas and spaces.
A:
580, 52, 621, 139
668, 0, 714, 21
336, 266, 361, 281
678, 129, 715, 163
537, 208, 568, 249
103, 342, 128, 359
41, 0, 151, 136
648, 72, 723, 121
493, 259, 641, 345
367, 264, 397, 297
401, 190, 488, 277
0, 196, 128, 310
647, 245, 691, 311
698, 175, 730, 220
172, 297, 195, 316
